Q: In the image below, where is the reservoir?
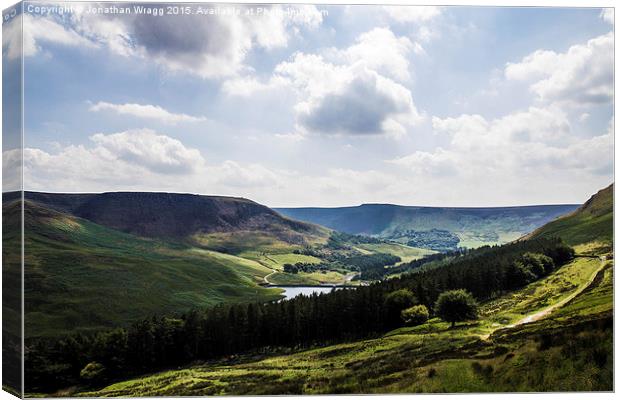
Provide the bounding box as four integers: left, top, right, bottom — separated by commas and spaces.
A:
274, 286, 340, 300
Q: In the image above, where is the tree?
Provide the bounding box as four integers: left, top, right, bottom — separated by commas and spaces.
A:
283, 264, 298, 274
434, 289, 478, 328
401, 304, 429, 326
384, 289, 417, 327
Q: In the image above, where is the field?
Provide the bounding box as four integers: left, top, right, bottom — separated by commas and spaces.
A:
355, 243, 434, 265
77, 246, 612, 396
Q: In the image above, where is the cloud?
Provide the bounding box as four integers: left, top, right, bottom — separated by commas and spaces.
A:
383, 6, 442, 23
227, 27, 424, 138
68, 4, 324, 79
327, 27, 419, 81
89, 102, 207, 124
505, 32, 613, 106
89, 129, 204, 174
18, 129, 290, 196
297, 69, 421, 137
601, 8, 614, 24
13, 5, 324, 78
17, 130, 207, 184
391, 107, 612, 182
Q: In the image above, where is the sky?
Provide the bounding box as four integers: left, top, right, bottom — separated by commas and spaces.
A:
1, 2, 615, 207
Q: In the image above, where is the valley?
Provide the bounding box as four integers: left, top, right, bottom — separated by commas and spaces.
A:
9, 193, 431, 338
277, 203, 580, 250
9, 184, 613, 395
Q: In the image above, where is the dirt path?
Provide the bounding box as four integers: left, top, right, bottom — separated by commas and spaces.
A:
263, 269, 278, 285
510, 256, 607, 327
480, 256, 608, 341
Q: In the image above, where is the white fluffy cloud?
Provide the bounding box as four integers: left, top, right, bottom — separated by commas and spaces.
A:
505, 32, 613, 106
17, 130, 205, 186
391, 107, 613, 193
89, 129, 204, 174
225, 27, 423, 138
328, 27, 419, 81
17, 129, 291, 196
89, 102, 207, 124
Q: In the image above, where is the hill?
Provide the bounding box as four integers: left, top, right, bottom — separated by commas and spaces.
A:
8, 199, 283, 338
276, 203, 579, 250
21, 191, 327, 244
12, 195, 429, 338
528, 184, 613, 248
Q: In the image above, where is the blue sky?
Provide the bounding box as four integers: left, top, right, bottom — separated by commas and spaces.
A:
2, 2, 614, 207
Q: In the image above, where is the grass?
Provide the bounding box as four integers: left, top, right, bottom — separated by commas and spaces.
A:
77, 241, 613, 396
480, 257, 603, 325
530, 184, 612, 247
19, 202, 284, 339
191, 231, 305, 255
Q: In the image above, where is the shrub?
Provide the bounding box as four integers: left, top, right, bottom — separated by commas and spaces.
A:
80, 361, 106, 384
401, 304, 429, 326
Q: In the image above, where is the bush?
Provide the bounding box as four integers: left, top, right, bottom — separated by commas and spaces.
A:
401, 304, 429, 326
80, 361, 106, 385
434, 289, 478, 328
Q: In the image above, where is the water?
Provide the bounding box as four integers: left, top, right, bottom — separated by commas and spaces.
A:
274, 286, 338, 300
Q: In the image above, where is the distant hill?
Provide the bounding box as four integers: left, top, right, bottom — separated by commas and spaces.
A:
19, 191, 328, 247
276, 203, 580, 249
528, 184, 613, 247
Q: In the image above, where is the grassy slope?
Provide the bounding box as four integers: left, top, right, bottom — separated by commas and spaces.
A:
529, 184, 613, 248
18, 201, 283, 339
78, 254, 612, 396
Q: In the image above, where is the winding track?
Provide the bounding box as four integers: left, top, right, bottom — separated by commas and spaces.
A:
510, 256, 607, 327
480, 256, 608, 341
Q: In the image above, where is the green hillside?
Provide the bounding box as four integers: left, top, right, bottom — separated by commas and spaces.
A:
12, 200, 282, 339
529, 184, 613, 248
